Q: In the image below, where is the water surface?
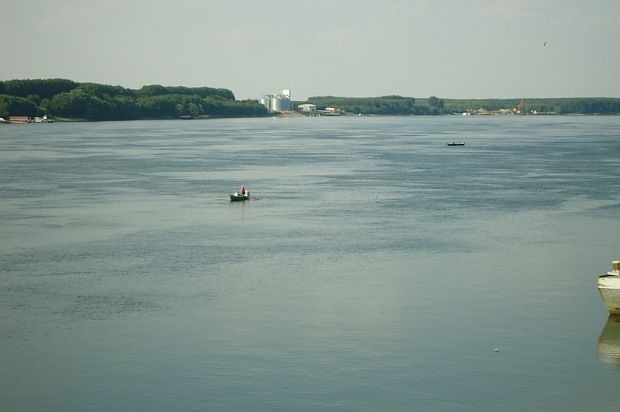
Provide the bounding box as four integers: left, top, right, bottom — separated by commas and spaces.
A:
1, 116, 620, 411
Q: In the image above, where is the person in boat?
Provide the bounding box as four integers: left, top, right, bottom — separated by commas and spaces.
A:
240, 185, 246, 195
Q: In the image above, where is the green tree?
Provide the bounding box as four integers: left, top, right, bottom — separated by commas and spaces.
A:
137, 85, 170, 97
0, 95, 40, 117
1, 79, 77, 99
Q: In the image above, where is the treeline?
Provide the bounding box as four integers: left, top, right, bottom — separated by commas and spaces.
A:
305, 96, 620, 115
307, 96, 419, 115
0, 78, 268, 120
436, 97, 620, 115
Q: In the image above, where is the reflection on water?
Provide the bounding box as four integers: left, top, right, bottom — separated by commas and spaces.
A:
598, 315, 620, 366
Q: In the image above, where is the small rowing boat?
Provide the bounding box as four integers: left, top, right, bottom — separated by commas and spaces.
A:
230, 185, 250, 201
230, 192, 250, 201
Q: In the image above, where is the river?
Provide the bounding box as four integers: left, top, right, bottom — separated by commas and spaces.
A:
1, 115, 619, 411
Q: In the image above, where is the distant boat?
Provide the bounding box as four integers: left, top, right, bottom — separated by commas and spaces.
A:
447, 142, 465, 146
230, 186, 250, 201
598, 261, 620, 315
230, 192, 250, 201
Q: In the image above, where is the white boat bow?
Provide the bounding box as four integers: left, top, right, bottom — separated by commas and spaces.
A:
598, 261, 620, 315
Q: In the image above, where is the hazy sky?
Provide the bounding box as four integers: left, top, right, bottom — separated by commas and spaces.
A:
2, 0, 619, 100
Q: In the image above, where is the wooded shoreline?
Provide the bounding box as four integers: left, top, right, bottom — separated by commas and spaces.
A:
2, 79, 619, 121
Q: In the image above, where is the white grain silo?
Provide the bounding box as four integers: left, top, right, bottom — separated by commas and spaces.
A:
270, 96, 283, 112
260, 95, 273, 110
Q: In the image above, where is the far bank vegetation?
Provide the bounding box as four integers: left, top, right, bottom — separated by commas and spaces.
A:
2, 79, 619, 121
305, 96, 620, 116
0, 79, 268, 121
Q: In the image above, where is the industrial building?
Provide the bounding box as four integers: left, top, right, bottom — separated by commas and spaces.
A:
260, 89, 293, 112
297, 104, 316, 112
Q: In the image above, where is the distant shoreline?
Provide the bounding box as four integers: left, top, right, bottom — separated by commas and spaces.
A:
2, 79, 619, 120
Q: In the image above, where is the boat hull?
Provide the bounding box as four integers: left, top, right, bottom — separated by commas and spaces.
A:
598, 275, 620, 315
230, 193, 250, 201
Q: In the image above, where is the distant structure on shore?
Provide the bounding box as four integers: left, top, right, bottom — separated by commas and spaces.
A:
260, 89, 293, 112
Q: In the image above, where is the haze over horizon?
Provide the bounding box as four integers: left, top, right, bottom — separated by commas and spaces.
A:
2, 0, 619, 101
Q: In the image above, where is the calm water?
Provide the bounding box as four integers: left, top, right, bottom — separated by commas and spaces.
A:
1, 116, 620, 411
